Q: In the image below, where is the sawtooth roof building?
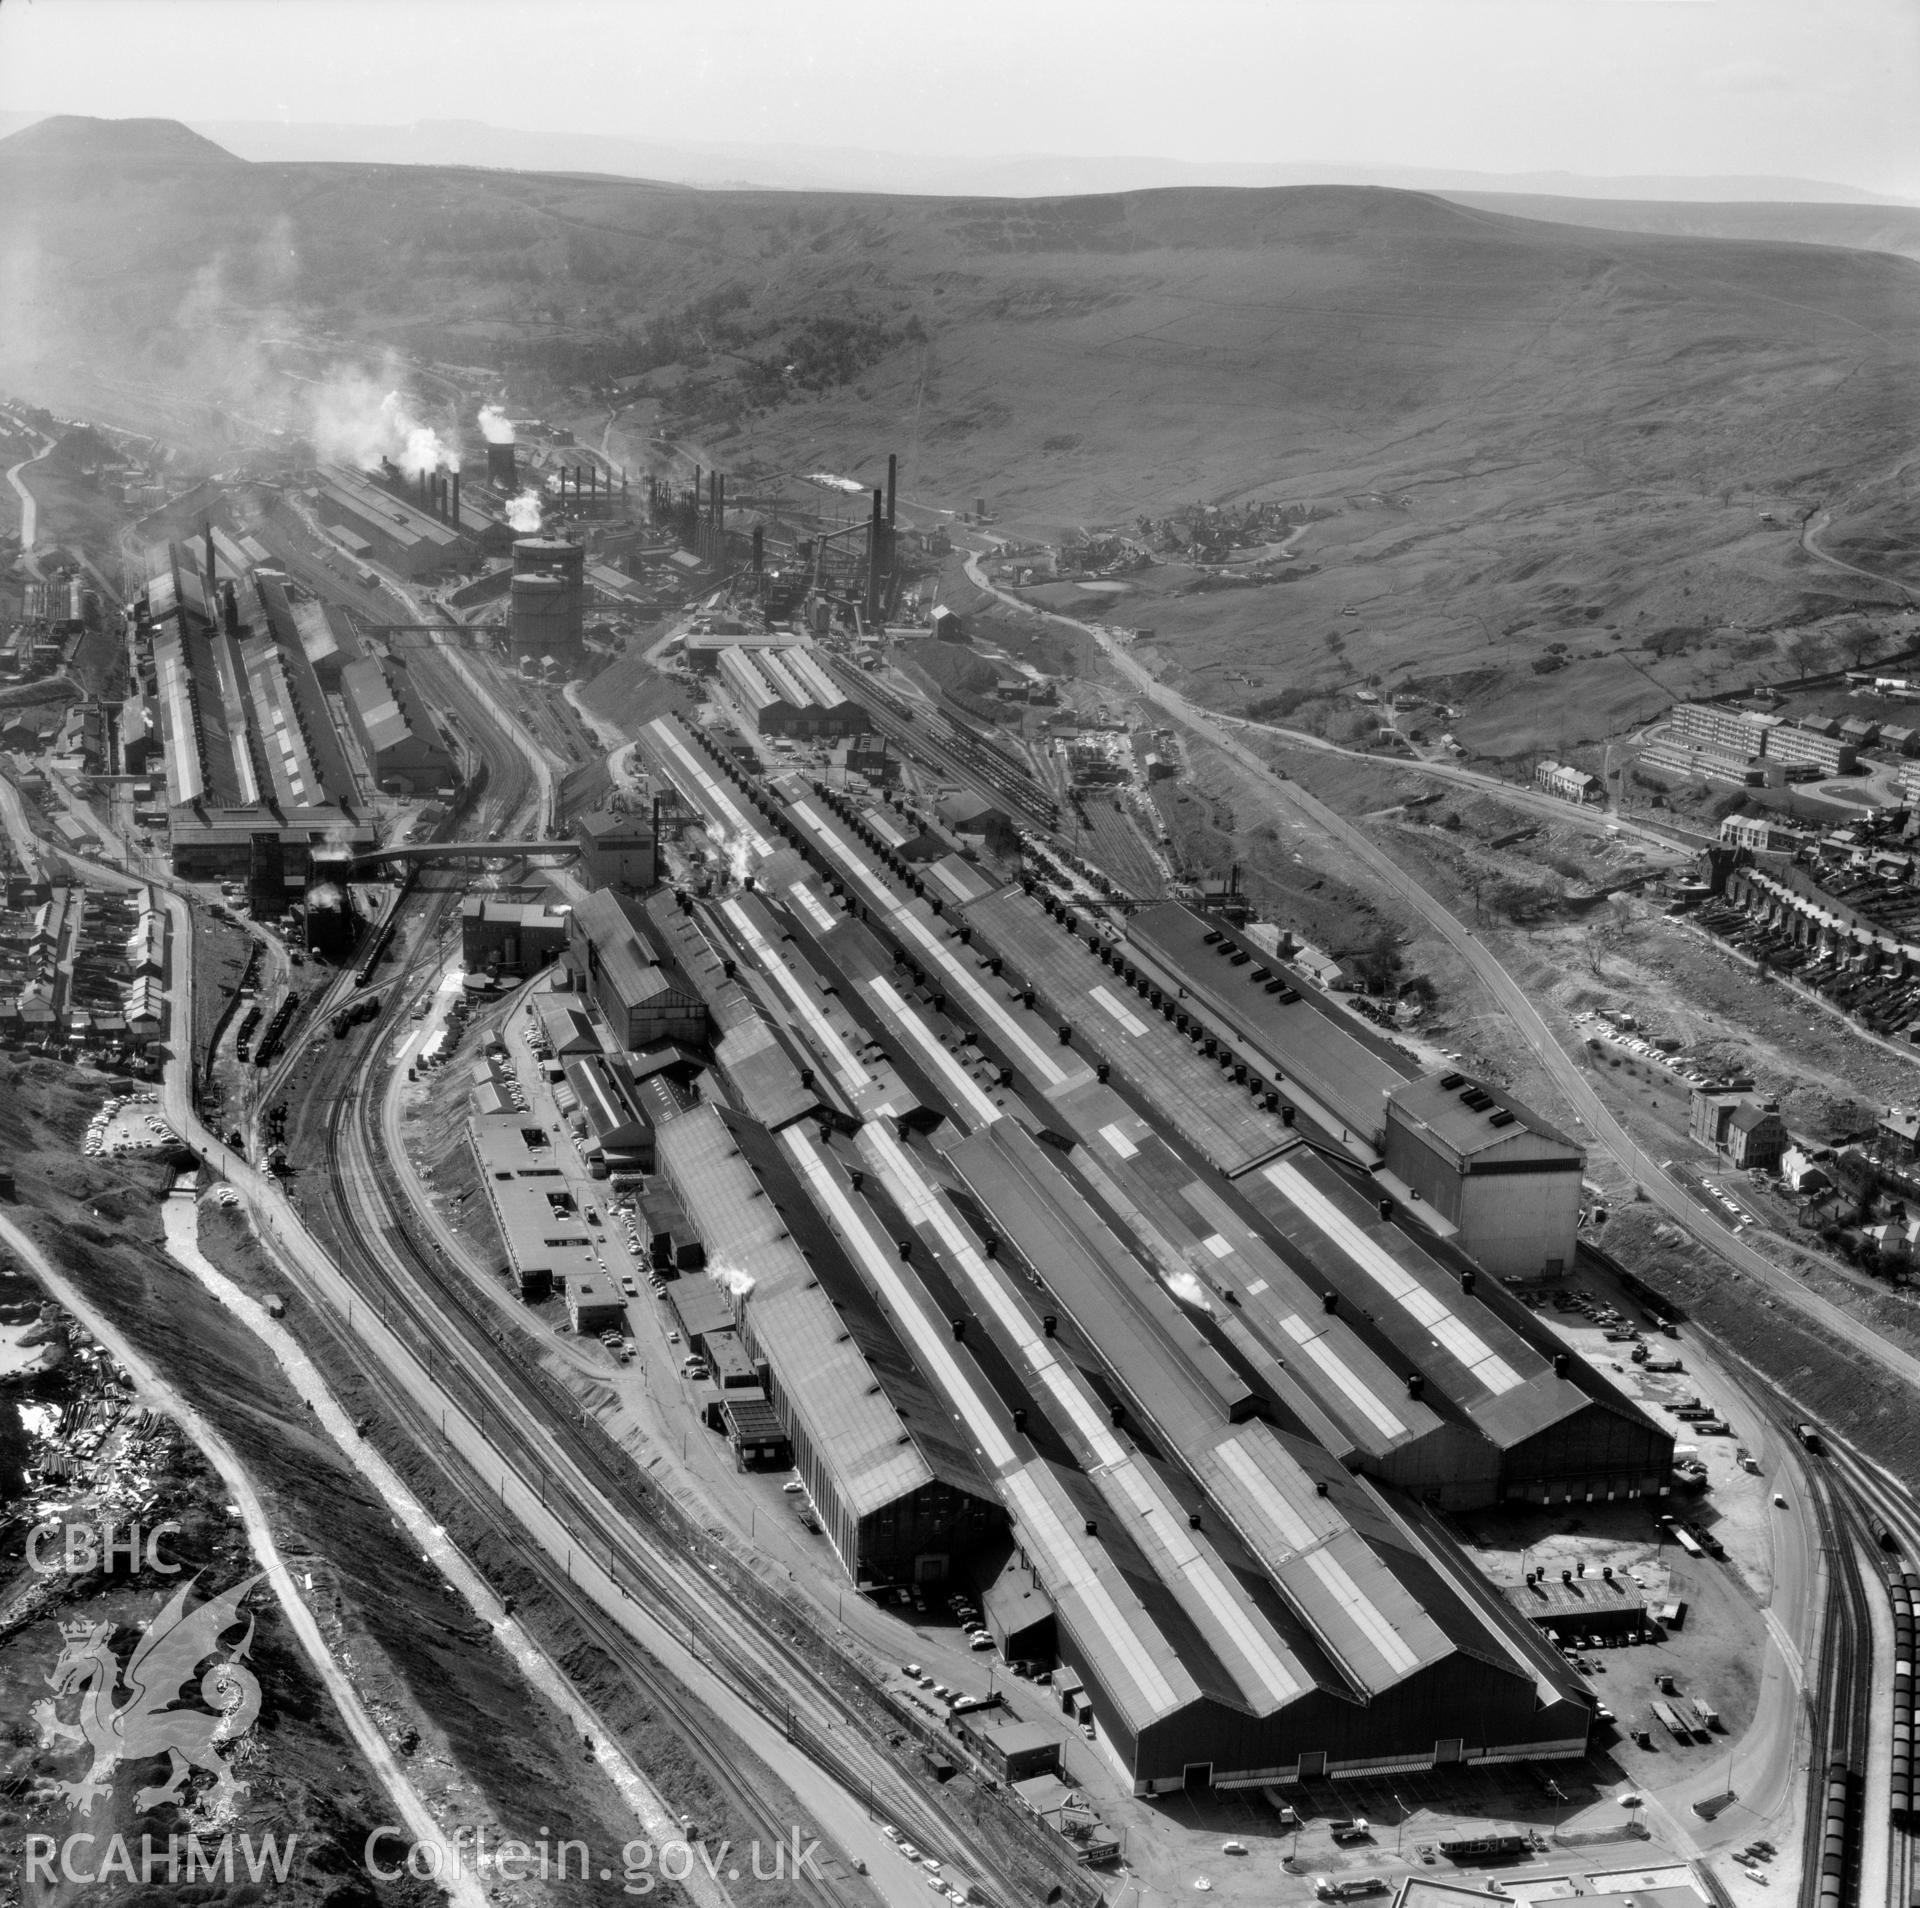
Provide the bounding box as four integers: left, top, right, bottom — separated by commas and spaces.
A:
141, 556, 377, 901
718, 644, 870, 739
577, 737, 1662, 1795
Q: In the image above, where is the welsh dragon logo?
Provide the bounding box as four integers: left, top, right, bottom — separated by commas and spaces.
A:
32, 1573, 266, 1816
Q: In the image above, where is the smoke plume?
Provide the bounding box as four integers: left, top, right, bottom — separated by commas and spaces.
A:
1164, 1267, 1214, 1313
478, 403, 515, 444
309, 369, 460, 474
505, 490, 543, 534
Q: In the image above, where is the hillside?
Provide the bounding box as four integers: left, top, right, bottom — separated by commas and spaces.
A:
3, 119, 1917, 745
0, 112, 241, 169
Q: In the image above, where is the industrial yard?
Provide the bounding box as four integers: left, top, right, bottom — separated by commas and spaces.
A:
3, 29, 1920, 1908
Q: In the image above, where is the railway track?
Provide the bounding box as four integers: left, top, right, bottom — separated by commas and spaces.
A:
255, 876, 1081, 1896
304, 1073, 852, 1908
300, 1024, 1034, 1899
822, 658, 1059, 831
1802, 1455, 1875, 1908
1825, 1439, 1920, 1908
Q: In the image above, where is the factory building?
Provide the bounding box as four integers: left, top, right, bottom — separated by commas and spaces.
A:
564, 889, 709, 1051
147, 562, 377, 904
718, 645, 869, 739
1233, 1148, 1667, 1506
683, 628, 805, 673
467, 1099, 598, 1304
566, 1274, 626, 1336
636, 752, 1656, 1789
559, 1052, 656, 1174
460, 896, 571, 976
339, 655, 457, 794
314, 465, 467, 577
657, 1106, 1006, 1585
775, 1113, 1593, 1795
1123, 900, 1417, 1148
571, 807, 656, 890
509, 538, 586, 660
1382, 1071, 1585, 1279
289, 598, 360, 685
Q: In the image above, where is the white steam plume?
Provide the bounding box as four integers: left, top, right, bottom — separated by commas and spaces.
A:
478, 403, 515, 444
1164, 1267, 1214, 1313
505, 490, 543, 534
709, 1260, 756, 1300
308, 369, 460, 474
709, 825, 755, 887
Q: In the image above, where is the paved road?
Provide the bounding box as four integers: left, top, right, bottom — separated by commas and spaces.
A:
3, 415, 55, 560
961, 550, 1689, 861
1802, 505, 1919, 606
962, 545, 1920, 1401
0, 1203, 482, 1903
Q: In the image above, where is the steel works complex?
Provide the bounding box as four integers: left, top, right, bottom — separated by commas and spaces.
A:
461, 711, 1672, 1798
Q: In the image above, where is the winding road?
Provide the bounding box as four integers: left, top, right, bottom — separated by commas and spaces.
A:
4, 413, 55, 561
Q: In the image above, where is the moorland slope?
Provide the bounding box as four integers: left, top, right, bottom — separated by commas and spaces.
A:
4, 116, 1917, 745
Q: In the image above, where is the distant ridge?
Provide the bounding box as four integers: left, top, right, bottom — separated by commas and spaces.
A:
1443, 192, 1920, 265
0, 109, 1902, 204
0, 114, 241, 167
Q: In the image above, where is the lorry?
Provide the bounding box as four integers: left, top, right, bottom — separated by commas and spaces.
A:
1652, 1699, 1693, 1743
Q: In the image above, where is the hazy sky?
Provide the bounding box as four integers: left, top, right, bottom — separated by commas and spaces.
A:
2, 0, 1916, 195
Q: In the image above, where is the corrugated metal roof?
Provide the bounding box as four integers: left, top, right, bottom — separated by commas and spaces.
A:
658, 1107, 938, 1520
962, 887, 1290, 1169
643, 716, 774, 857
1258, 1157, 1525, 1396
1124, 901, 1417, 1142
342, 657, 415, 755
1002, 1461, 1195, 1729
1387, 1069, 1583, 1160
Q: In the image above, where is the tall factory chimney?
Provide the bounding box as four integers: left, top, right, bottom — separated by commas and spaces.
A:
418, 470, 430, 511
203, 520, 216, 589
716, 473, 725, 531
866, 487, 884, 626
887, 453, 897, 525
450, 471, 461, 529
